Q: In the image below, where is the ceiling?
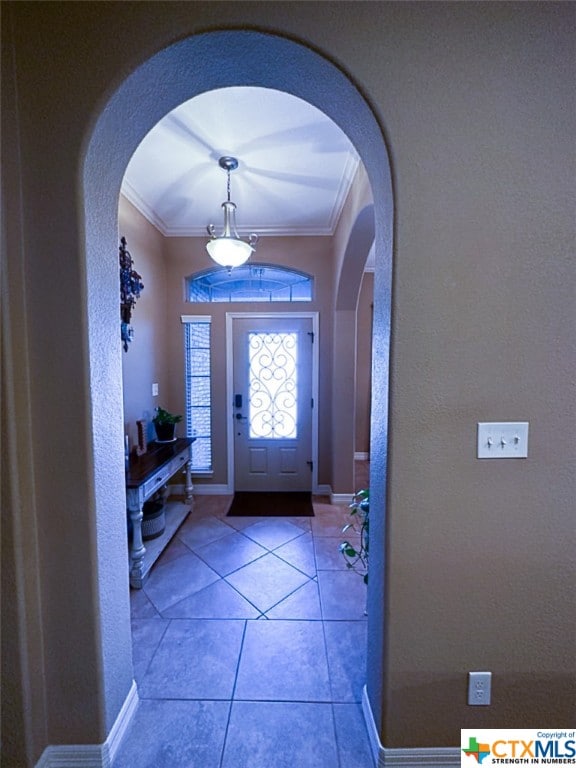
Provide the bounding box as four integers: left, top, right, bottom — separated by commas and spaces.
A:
121, 87, 361, 238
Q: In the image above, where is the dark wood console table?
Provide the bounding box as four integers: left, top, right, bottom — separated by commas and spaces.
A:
126, 437, 194, 588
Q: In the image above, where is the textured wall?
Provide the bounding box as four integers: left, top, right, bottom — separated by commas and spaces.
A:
370, 4, 576, 743
331, 164, 376, 492
119, 197, 170, 446
2, 2, 574, 765
356, 273, 374, 456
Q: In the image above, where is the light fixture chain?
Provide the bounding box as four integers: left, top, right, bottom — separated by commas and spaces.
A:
206, 155, 257, 268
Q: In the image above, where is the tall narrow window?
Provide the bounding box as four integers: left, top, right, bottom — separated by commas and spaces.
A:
182, 316, 212, 472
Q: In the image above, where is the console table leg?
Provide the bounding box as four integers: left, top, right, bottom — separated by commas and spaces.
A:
128, 498, 146, 589
185, 459, 193, 501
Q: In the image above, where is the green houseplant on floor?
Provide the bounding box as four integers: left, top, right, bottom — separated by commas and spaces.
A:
339, 488, 369, 584
152, 406, 182, 443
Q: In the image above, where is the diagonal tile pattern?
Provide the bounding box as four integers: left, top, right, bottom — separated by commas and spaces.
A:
143, 550, 220, 613
240, 518, 306, 549
225, 552, 310, 613
116, 471, 374, 767
161, 579, 260, 620
265, 579, 322, 620
138, 619, 245, 700
274, 531, 317, 577
192, 530, 267, 576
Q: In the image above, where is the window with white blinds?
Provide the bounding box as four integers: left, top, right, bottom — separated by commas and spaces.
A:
181, 316, 212, 472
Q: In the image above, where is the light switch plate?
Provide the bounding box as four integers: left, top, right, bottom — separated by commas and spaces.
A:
477, 422, 529, 459
152, 383, 159, 397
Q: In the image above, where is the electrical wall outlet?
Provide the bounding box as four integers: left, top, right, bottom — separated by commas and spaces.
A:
468, 671, 491, 705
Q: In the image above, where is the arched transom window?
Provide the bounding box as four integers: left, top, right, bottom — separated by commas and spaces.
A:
186, 264, 313, 303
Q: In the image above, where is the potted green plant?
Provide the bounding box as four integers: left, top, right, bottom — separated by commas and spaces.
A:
152, 406, 182, 443
339, 488, 369, 584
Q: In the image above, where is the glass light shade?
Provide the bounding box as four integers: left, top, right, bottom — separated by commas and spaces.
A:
206, 237, 254, 268
206, 200, 257, 268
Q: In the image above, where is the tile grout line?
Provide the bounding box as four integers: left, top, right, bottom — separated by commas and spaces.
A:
331, 702, 344, 768
254, 574, 315, 617
188, 546, 270, 581
220, 578, 268, 617
128, 474, 371, 766
218, 619, 248, 768
134, 615, 172, 688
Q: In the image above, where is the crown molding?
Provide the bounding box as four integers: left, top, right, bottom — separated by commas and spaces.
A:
120, 151, 359, 239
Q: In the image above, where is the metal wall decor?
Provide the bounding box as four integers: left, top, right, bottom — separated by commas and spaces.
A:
119, 236, 144, 351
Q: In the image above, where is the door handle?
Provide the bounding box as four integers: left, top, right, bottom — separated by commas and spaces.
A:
235, 413, 248, 421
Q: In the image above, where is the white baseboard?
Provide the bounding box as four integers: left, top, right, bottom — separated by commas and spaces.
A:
36, 744, 109, 768
330, 491, 354, 505
362, 686, 460, 768
106, 681, 139, 763
355, 452, 370, 461
362, 684, 383, 766
174, 483, 339, 499
192, 483, 232, 495
36, 682, 139, 768
170, 482, 232, 496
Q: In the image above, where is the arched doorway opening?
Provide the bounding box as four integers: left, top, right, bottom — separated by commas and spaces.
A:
333, 202, 376, 497
83, 29, 393, 737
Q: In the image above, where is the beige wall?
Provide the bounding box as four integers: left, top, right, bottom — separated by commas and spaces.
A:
2, 2, 575, 765
119, 197, 170, 446
356, 272, 373, 457
330, 164, 375, 492
119, 196, 371, 491
163, 234, 336, 487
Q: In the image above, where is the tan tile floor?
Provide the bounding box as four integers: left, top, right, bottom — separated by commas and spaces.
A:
115, 467, 373, 768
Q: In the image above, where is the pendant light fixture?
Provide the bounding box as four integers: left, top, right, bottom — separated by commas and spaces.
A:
206, 156, 258, 268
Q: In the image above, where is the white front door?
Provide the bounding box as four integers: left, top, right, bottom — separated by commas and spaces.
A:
232, 316, 314, 491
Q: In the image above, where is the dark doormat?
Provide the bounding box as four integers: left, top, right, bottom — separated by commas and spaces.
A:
227, 491, 314, 517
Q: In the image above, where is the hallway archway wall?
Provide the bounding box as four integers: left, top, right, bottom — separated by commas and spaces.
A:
332, 203, 376, 496
84, 29, 393, 740
6, 5, 575, 764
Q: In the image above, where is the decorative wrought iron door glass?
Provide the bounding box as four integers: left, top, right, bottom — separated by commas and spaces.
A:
248, 332, 298, 439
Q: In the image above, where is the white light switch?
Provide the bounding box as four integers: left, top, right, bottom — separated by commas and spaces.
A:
477, 422, 529, 459
152, 383, 159, 397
